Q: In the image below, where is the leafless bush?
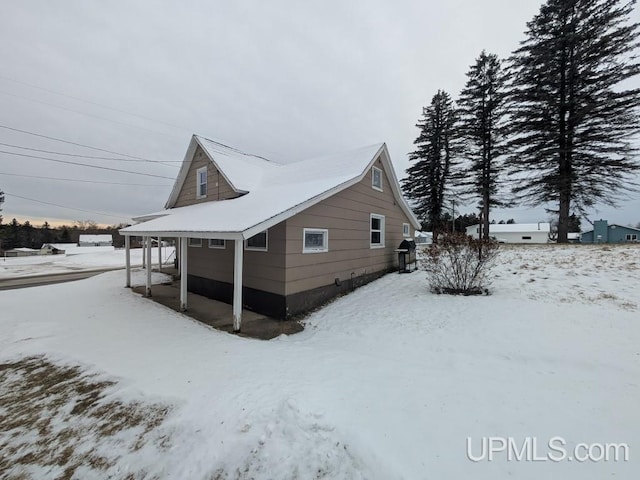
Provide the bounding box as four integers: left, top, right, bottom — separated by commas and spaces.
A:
422, 232, 499, 295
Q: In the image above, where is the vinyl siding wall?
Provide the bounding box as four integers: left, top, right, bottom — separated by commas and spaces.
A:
283, 157, 413, 295
174, 145, 239, 207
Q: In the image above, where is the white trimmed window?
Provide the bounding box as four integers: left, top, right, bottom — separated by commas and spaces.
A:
208, 239, 225, 249
370, 214, 385, 248
196, 166, 207, 199
246, 230, 268, 251
188, 237, 202, 247
303, 228, 328, 253
403, 223, 410, 238
626, 234, 638, 241
372, 166, 383, 191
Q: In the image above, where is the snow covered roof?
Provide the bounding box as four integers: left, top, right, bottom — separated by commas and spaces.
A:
10, 247, 39, 252
41, 243, 77, 250
466, 223, 551, 233
581, 224, 640, 234
122, 138, 420, 239
79, 235, 113, 243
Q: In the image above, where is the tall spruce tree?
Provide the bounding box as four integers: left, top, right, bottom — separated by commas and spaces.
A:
457, 51, 507, 240
506, 0, 640, 243
402, 90, 458, 242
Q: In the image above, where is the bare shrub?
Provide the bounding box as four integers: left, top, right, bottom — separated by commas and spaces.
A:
422, 232, 499, 295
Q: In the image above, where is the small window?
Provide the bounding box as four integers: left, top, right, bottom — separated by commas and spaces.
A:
246, 230, 268, 251
522, 236, 532, 240
372, 166, 383, 191
196, 166, 207, 199
208, 239, 225, 249
188, 238, 202, 247
403, 223, 410, 238
303, 228, 328, 253
370, 214, 385, 248
626, 234, 638, 241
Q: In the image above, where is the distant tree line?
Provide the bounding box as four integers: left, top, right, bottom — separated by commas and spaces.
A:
403, 0, 640, 243
0, 218, 129, 251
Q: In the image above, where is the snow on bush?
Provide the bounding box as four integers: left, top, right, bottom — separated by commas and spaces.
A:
422, 232, 499, 295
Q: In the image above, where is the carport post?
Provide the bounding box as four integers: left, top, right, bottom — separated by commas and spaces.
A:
180, 236, 188, 311
125, 235, 131, 287
145, 236, 152, 297
233, 238, 244, 332
158, 236, 162, 271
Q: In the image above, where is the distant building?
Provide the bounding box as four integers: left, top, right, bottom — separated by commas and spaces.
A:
414, 231, 433, 245
4, 247, 41, 257
40, 243, 77, 255
466, 223, 551, 244
581, 220, 640, 244
78, 234, 113, 247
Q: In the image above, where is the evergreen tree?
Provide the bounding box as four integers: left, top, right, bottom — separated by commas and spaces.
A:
41, 221, 53, 244
403, 90, 459, 242
457, 51, 508, 240
506, 0, 640, 242
7, 218, 22, 250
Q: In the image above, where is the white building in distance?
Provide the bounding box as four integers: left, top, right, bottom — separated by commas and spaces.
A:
466, 223, 551, 244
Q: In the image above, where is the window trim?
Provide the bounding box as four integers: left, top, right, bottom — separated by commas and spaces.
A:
371, 166, 383, 191
196, 166, 207, 199
370, 213, 385, 248
626, 233, 638, 241
245, 230, 268, 252
302, 228, 329, 253
403, 223, 411, 238
208, 239, 226, 249
188, 237, 202, 247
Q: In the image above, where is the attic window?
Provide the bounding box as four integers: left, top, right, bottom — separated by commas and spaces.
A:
246, 230, 268, 251
196, 166, 207, 199
372, 166, 383, 191
403, 223, 410, 238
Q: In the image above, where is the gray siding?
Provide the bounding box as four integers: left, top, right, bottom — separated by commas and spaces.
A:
174, 145, 240, 208
283, 157, 413, 295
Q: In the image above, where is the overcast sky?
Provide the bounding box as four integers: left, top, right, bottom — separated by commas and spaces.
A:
1, 0, 638, 229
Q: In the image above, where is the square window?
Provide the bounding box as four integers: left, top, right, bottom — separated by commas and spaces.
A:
372, 166, 383, 191
196, 166, 207, 199
370, 214, 385, 248
246, 231, 268, 251
188, 238, 202, 247
208, 239, 225, 249
403, 223, 410, 237
303, 228, 328, 253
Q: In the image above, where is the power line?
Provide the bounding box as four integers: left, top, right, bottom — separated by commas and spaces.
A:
3, 191, 131, 220
0, 172, 172, 187
0, 124, 177, 165
0, 74, 195, 135
0, 149, 175, 180
0, 141, 181, 163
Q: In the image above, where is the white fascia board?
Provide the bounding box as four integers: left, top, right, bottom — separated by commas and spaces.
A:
119, 230, 243, 240
376, 144, 422, 230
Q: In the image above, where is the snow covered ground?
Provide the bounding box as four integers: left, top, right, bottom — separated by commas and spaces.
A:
0, 247, 174, 278
0, 244, 638, 479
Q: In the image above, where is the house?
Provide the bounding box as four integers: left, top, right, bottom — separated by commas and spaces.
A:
414, 231, 433, 245
4, 247, 41, 257
465, 223, 551, 243
78, 234, 113, 247
581, 220, 640, 243
40, 243, 76, 255
120, 135, 420, 331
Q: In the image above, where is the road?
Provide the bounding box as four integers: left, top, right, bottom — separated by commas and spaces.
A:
0, 267, 125, 291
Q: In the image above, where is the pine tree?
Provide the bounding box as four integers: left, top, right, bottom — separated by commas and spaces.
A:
457, 51, 508, 240
403, 90, 458, 242
506, 0, 640, 242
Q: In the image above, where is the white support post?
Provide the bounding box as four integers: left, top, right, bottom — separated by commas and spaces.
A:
158, 236, 162, 272
142, 237, 146, 268
233, 238, 244, 332
125, 235, 131, 288
180, 237, 188, 311
145, 236, 152, 297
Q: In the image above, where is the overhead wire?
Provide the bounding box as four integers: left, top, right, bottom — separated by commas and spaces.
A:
3, 191, 131, 221
0, 172, 172, 187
